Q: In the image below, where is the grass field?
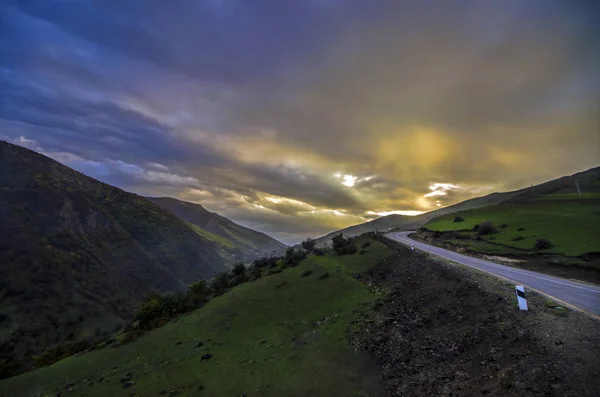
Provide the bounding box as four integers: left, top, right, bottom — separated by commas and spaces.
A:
0, 237, 389, 397
423, 193, 600, 257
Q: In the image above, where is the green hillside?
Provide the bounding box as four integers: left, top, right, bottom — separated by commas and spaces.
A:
424, 193, 600, 256
0, 141, 229, 377
318, 166, 600, 245
0, 236, 390, 397
316, 188, 523, 245
148, 197, 287, 259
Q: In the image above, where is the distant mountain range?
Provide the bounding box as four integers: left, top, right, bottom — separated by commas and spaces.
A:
0, 140, 285, 376
317, 166, 600, 244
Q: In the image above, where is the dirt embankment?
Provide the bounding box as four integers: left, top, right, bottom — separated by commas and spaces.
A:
355, 236, 600, 397
411, 229, 600, 284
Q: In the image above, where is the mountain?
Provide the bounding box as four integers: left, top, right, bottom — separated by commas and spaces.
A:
148, 197, 287, 259
0, 141, 229, 376
317, 166, 600, 244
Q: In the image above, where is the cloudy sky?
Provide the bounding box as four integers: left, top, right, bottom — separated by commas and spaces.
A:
1, 1, 599, 244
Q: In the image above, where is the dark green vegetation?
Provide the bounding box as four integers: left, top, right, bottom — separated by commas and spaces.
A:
148, 197, 287, 261
0, 236, 390, 397
417, 167, 600, 282
0, 141, 277, 378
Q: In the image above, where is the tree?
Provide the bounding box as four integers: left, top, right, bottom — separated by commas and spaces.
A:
301, 237, 316, 252
332, 233, 357, 255
210, 271, 230, 296
189, 280, 207, 296
232, 262, 246, 277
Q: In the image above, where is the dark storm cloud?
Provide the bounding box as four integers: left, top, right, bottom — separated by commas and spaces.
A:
1, 0, 598, 243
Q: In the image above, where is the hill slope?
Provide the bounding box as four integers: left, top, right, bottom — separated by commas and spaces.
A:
416, 167, 600, 282
0, 141, 228, 376
316, 189, 522, 245
318, 166, 600, 244
148, 197, 287, 260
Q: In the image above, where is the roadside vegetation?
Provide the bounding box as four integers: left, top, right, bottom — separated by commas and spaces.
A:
0, 235, 389, 397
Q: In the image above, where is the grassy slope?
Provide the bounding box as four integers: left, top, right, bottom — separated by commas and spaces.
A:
424, 193, 600, 256
317, 166, 600, 245
0, 237, 389, 397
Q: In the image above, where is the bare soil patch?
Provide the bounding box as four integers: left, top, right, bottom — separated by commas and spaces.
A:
354, 235, 600, 396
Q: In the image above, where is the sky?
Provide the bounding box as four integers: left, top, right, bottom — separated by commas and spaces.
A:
1, 0, 599, 244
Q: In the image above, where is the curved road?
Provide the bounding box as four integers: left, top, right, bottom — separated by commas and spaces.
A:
387, 231, 600, 319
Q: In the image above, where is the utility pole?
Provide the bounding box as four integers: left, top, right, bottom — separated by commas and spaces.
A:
575, 180, 581, 196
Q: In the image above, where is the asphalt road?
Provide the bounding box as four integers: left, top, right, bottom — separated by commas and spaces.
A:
387, 231, 600, 319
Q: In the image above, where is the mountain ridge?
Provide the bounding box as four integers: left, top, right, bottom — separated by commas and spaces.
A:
147, 197, 287, 260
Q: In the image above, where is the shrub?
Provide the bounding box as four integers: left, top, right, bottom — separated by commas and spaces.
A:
249, 265, 262, 280
500, 223, 508, 229
359, 249, 367, 255
517, 227, 525, 231
512, 236, 524, 241
189, 280, 207, 296
33, 340, 93, 368
300, 270, 313, 277
267, 269, 282, 276
313, 248, 326, 256
534, 238, 553, 250
232, 262, 246, 276
332, 233, 357, 255
284, 248, 306, 268
362, 242, 371, 248
301, 237, 316, 252
210, 271, 230, 296
477, 221, 497, 235
453, 216, 465, 223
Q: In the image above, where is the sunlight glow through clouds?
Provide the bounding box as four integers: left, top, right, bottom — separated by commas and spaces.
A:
424, 182, 460, 197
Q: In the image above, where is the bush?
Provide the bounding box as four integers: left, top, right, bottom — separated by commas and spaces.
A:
318, 272, 330, 280
512, 236, 524, 241
252, 256, 281, 268
189, 280, 207, 296
249, 265, 262, 280
517, 227, 525, 231
362, 242, 371, 248
332, 233, 357, 255
283, 248, 306, 268
301, 237, 316, 252
313, 248, 326, 256
534, 238, 553, 250
300, 270, 313, 277
232, 262, 246, 277
210, 271, 230, 296
359, 249, 367, 255
477, 221, 497, 235
453, 216, 465, 223
500, 223, 508, 229
33, 340, 93, 368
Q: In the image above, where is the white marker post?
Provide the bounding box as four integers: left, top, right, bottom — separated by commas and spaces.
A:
515, 286, 528, 311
